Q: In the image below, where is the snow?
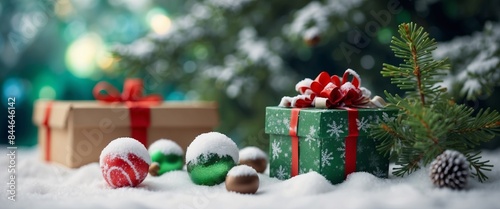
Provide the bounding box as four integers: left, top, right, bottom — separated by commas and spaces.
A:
237, 27, 284, 71
99, 137, 151, 166
287, 0, 364, 39
113, 38, 155, 59
434, 22, 500, 99
340, 82, 356, 91
148, 139, 183, 156
344, 68, 361, 83
227, 165, 257, 177
185, 132, 239, 165
2, 147, 500, 208
239, 147, 267, 161
207, 0, 254, 11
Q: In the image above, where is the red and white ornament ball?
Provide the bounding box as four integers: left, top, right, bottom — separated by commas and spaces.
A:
100, 137, 151, 188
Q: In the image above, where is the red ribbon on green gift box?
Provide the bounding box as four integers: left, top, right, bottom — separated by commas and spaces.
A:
288, 107, 359, 178
283, 69, 377, 178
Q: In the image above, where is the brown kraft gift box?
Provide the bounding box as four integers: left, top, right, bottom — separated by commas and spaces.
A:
33, 100, 219, 168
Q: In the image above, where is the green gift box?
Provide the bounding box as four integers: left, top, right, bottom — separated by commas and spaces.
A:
265, 106, 398, 184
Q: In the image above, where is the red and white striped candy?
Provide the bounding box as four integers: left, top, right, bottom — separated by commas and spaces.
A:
100, 137, 151, 188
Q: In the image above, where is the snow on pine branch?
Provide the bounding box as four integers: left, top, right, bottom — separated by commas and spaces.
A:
286, 0, 364, 40
113, 0, 294, 100
203, 27, 291, 99
237, 27, 284, 71
435, 22, 500, 100
207, 0, 254, 11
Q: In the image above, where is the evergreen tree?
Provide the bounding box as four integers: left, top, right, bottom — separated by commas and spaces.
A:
372, 22, 500, 182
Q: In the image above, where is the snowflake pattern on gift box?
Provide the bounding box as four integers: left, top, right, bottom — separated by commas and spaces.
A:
275, 165, 289, 180
300, 167, 314, 174
369, 153, 381, 168
337, 142, 346, 160
382, 112, 395, 123
356, 117, 369, 132
321, 149, 334, 167
357, 143, 365, 154
327, 120, 344, 137
282, 118, 290, 128
372, 167, 385, 178
271, 141, 282, 160
305, 126, 318, 147
314, 159, 320, 167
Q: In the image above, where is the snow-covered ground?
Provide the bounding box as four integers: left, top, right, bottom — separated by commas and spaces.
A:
1, 147, 500, 209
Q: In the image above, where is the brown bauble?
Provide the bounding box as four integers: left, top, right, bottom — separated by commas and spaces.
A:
238, 147, 268, 173
149, 163, 160, 176
239, 158, 267, 173
304, 35, 321, 47
225, 165, 259, 194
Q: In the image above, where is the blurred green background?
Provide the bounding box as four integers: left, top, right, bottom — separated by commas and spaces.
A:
1, 0, 499, 149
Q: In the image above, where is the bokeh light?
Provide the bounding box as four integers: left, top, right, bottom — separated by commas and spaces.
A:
183, 60, 197, 73
97, 53, 117, 72
55, 0, 74, 19
146, 8, 172, 35
2, 78, 25, 103
65, 33, 105, 78
360, 55, 375, 70
31, 72, 63, 101
377, 28, 392, 44
193, 44, 209, 60
39, 86, 56, 99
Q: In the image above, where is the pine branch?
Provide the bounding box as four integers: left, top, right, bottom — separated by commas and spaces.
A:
466, 151, 493, 182
403, 24, 426, 105
382, 23, 449, 106
373, 22, 500, 182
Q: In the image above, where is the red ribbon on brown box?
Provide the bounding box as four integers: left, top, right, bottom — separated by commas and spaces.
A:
41, 79, 162, 161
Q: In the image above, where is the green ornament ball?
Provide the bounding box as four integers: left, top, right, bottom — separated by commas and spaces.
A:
186, 132, 239, 186
187, 154, 236, 186
148, 139, 184, 176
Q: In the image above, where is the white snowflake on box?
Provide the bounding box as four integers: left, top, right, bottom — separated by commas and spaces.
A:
372, 167, 386, 178
271, 141, 282, 160
326, 120, 344, 137
357, 143, 365, 154
356, 117, 369, 132
321, 149, 334, 167
314, 159, 320, 167
305, 126, 318, 146
282, 118, 290, 127
337, 142, 346, 160
300, 167, 314, 174
369, 154, 380, 168
382, 112, 395, 123
275, 165, 289, 180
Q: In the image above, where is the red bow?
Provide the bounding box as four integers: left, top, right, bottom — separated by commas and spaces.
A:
280, 69, 371, 108
93, 79, 162, 105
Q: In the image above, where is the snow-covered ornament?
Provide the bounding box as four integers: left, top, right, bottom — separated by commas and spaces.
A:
225, 165, 259, 194
303, 27, 321, 47
430, 150, 470, 190
148, 139, 184, 176
239, 146, 268, 173
100, 137, 151, 188
186, 132, 239, 186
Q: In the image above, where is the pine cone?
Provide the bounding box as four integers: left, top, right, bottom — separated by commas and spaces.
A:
429, 150, 470, 190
